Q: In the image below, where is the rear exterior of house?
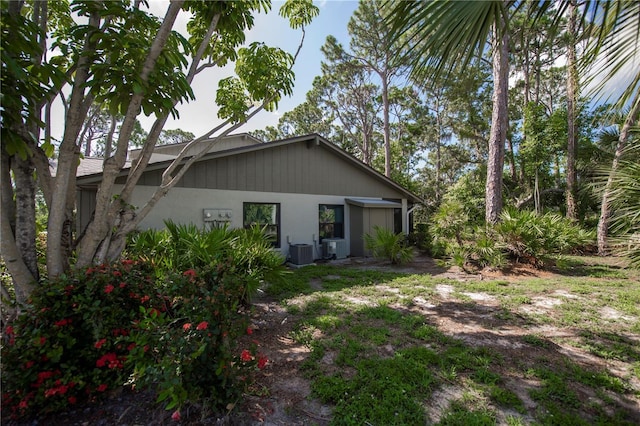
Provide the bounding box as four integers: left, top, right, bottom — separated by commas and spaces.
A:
76, 134, 422, 263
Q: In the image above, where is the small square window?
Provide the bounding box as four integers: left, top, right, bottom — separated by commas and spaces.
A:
319, 204, 344, 242
243, 203, 281, 247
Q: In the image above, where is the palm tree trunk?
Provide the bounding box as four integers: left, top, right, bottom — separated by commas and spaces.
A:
597, 92, 640, 255
486, 22, 509, 225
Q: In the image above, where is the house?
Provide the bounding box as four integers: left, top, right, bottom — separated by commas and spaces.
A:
76, 133, 423, 263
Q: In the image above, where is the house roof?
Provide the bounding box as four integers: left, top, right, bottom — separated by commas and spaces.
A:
76, 133, 423, 204
346, 198, 403, 208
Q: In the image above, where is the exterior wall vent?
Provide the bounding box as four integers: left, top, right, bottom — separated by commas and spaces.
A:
289, 244, 313, 265
322, 238, 348, 259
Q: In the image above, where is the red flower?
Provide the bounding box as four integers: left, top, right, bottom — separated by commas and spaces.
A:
97, 384, 108, 392
44, 384, 68, 398
127, 343, 136, 351
104, 284, 115, 294
122, 259, 134, 266
37, 371, 54, 382
94, 338, 107, 349
171, 410, 181, 421
68, 396, 77, 404
38, 337, 46, 346
96, 352, 119, 368
24, 361, 34, 369
149, 308, 160, 317
5, 325, 14, 335
119, 282, 127, 288
183, 269, 197, 279
183, 323, 192, 331
196, 321, 208, 331
140, 295, 150, 303
257, 355, 268, 370
113, 270, 122, 277
54, 318, 71, 327
240, 349, 252, 362
246, 327, 253, 335
18, 399, 28, 409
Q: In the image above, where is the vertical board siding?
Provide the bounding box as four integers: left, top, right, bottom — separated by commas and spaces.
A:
131, 141, 405, 199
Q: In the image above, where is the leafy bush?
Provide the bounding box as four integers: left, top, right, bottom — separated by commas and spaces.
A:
125, 263, 267, 413
494, 208, 594, 266
364, 225, 414, 264
407, 223, 433, 254
127, 220, 287, 302
430, 203, 592, 269
607, 159, 640, 267
1, 260, 168, 418
2, 222, 284, 420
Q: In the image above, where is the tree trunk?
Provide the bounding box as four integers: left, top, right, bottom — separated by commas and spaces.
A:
75, 1, 185, 268
597, 92, 640, 255
485, 23, 509, 225
12, 156, 39, 281
565, 0, 578, 220
1, 150, 36, 305
534, 168, 541, 215
47, 11, 100, 277
382, 73, 391, 178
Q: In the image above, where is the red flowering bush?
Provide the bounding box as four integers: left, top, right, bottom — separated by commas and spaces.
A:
1, 260, 168, 419
3, 224, 283, 420
125, 263, 265, 414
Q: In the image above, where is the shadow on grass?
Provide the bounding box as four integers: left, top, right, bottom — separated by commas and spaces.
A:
552, 256, 631, 279
275, 266, 640, 426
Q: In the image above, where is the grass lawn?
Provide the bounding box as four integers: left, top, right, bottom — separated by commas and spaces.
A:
255, 255, 640, 425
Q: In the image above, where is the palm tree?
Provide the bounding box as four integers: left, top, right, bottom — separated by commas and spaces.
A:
385, 0, 639, 234
607, 156, 640, 267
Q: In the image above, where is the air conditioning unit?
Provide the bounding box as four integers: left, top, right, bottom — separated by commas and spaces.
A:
322, 238, 348, 259
289, 244, 313, 265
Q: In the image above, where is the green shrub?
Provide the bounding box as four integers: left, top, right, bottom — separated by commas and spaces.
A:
429, 204, 591, 269
407, 223, 433, 254
494, 208, 594, 266
364, 225, 414, 265
125, 263, 267, 413
126, 221, 288, 302
1, 260, 167, 418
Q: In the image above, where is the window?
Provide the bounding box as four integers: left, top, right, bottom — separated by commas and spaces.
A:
243, 203, 280, 247
394, 208, 402, 234
319, 204, 344, 242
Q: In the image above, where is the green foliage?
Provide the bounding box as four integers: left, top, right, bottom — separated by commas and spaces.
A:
430, 204, 593, 269
126, 220, 287, 302
1, 261, 167, 418
218, 40, 296, 122
312, 354, 434, 425
1, 259, 270, 420
494, 208, 594, 266
279, 0, 320, 30
430, 201, 505, 269
607, 158, 640, 267
407, 223, 433, 254
441, 171, 486, 225
363, 225, 414, 264
1, 1, 67, 159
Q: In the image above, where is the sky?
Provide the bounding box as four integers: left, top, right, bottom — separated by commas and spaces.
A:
138, 0, 360, 137
45, 1, 359, 142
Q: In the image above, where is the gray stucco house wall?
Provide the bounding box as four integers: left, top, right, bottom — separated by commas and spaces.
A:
76, 134, 423, 261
